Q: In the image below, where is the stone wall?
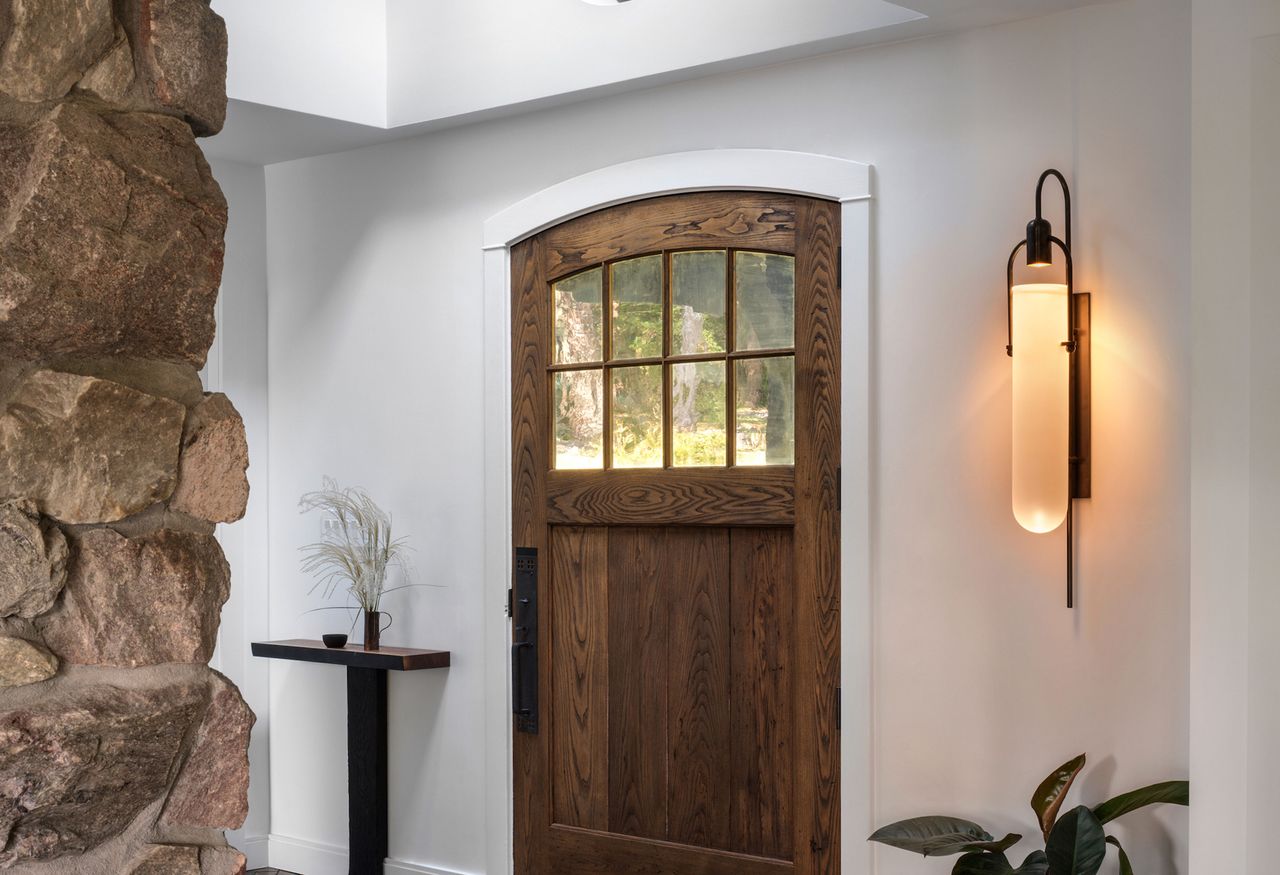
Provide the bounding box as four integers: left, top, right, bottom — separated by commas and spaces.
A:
0, 1, 252, 872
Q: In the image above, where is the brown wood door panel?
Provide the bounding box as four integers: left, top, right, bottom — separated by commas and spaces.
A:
548, 825, 794, 875
550, 526, 609, 830
511, 232, 550, 875
730, 527, 796, 860
665, 527, 733, 850
547, 526, 794, 852
607, 527, 668, 840
514, 191, 840, 875
543, 191, 798, 281
547, 468, 795, 526
791, 198, 841, 873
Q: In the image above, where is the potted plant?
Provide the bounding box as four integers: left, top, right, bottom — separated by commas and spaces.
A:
299, 477, 410, 651
869, 754, 1188, 874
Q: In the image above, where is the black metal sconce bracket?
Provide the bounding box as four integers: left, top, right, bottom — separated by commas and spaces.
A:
1067, 291, 1091, 609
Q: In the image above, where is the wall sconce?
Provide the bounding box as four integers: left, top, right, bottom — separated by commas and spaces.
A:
1006, 169, 1091, 607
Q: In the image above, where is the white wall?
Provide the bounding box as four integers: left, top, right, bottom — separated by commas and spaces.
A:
1187, 0, 1280, 869
1248, 33, 1280, 872
1187, 1, 1280, 872
261, 2, 1191, 872
213, 0, 388, 127
384, 0, 919, 127
206, 158, 272, 869
1249, 30, 1280, 869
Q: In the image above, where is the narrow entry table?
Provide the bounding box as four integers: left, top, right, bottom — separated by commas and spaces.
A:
251, 639, 451, 875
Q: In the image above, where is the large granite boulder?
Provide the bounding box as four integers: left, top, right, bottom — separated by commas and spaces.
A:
170, 393, 250, 524
127, 844, 201, 875
0, 0, 115, 102
37, 529, 230, 667
130, 844, 245, 875
199, 846, 247, 875
0, 680, 205, 867
0, 498, 68, 617
112, 0, 228, 136
161, 672, 253, 830
75, 24, 134, 104
48, 357, 205, 407
0, 636, 57, 687
0, 371, 185, 524
0, 102, 227, 366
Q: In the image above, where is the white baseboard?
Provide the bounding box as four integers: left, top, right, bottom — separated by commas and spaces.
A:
267, 834, 347, 875
238, 835, 269, 870
267, 833, 472, 875
385, 860, 470, 875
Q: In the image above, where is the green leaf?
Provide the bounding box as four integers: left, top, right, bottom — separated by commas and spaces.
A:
1106, 836, 1134, 875
1031, 754, 1087, 841
1093, 781, 1189, 825
964, 834, 1022, 854
953, 852, 1013, 874
1046, 805, 1107, 875
1014, 850, 1050, 874
869, 816, 995, 857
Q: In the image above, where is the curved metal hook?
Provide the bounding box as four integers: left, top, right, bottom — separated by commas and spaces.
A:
1005, 240, 1027, 356
1035, 169, 1072, 255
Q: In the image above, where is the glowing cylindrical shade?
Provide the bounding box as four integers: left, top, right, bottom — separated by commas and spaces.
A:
1011, 282, 1070, 533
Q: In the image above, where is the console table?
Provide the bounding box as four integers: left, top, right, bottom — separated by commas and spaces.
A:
251, 639, 451, 875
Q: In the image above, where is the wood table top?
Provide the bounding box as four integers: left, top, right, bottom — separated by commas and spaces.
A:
251, 639, 451, 671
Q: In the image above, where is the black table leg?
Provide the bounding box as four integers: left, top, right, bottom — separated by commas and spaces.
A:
347, 666, 388, 875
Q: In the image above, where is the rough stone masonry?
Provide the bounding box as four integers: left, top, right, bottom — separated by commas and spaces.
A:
0, 1, 253, 872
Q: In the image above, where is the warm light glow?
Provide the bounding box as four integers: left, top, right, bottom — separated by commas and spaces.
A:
1011, 283, 1069, 533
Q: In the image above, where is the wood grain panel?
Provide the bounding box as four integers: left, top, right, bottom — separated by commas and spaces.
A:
608, 528, 669, 839
667, 528, 732, 850
551, 526, 610, 830
548, 825, 794, 875
543, 192, 797, 281
790, 198, 841, 875
511, 235, 551, 874
729, 529, 795, 860
547, 469, 794, 527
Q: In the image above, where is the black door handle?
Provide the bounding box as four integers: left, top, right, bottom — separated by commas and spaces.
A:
512, 547, 538, 734
512, 642, 534, 717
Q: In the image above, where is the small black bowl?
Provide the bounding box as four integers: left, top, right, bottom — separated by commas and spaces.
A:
322, 633, 348, 649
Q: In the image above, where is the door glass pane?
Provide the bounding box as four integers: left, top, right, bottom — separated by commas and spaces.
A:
554, 268, 603, 364
554, 369, 603, 469
671, 250, 727, 355
671, 361, 726, 467
611, 365, 663, 468
735, 252, 794, 351
611, 255, 663, 360
735, 356, 794, 465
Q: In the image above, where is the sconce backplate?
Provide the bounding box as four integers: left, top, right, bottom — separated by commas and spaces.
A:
1071, 292, 1092, 500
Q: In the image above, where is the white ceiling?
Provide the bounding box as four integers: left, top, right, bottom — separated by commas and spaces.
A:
204, 0, 1116, 164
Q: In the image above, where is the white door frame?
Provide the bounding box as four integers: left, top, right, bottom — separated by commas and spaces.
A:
480, 149, 875, 875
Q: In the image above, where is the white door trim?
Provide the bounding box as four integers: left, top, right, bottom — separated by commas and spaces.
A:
481, 148, 875, 875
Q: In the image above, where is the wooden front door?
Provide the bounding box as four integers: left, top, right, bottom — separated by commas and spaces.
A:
511, 191, 840, 875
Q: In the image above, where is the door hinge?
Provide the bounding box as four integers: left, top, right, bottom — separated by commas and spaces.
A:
506, 587, 513, 618
836, 687, 842, 731
836, 466, 842, 512
837, 246, 842, 288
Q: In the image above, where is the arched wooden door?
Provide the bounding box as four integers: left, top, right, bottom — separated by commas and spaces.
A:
511, 191, 840, 875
